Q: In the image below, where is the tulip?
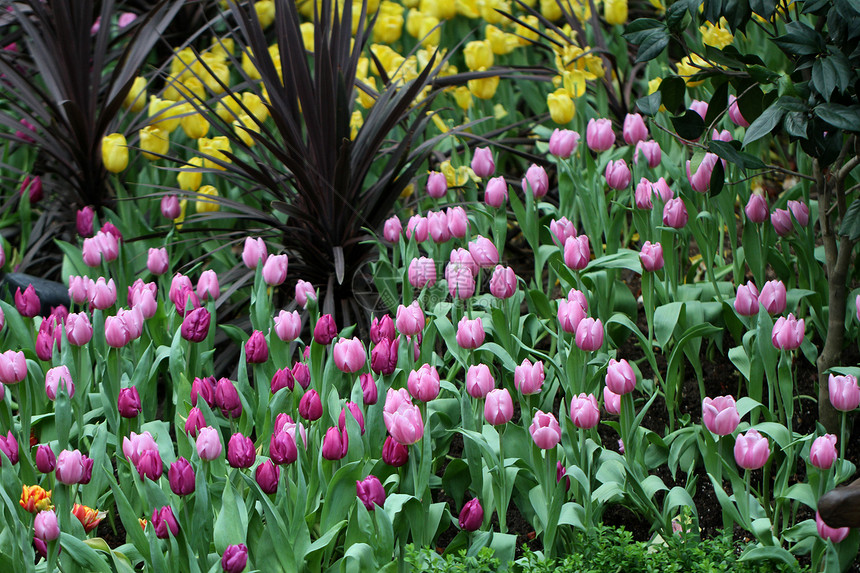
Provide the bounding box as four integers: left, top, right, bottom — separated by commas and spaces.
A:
242, 237, 267, 269
136, 449, 163, 481
15, 284, 40, 317
35, 445, 56, 473
405, 215, 429, 242
515, 358, 545, 395
712, 129, 732, 142
456, 317, 485, 349
548, 128, 579, 159
686, 153, 718, 193
570, 393, 601, 429
184, 407, 206, 437
151, 506, 179, 539
734, 429, 770, 470
809, 434, 838, 470
180, 307, 210, 343
426, 171, 448, 198
575, 317, 604, 351
34, 510, 60, 542
295, 280, 316, 307
227, 433, 256, 468
788, 200, 809, 227
384, 402, 424, 446
530, 410, 562, 449
662, 197, 688, 228
56, 449, 86, 483
292, 362, 311, 389
563, 235, 590, 270
68, 276, 90, 305
0, 350, 27, 384
408, 257, 437, 289
447, 265, 476, 299
483, 388, 514, 425
102, 133, 129, 173
169, 274, 193, 306
122, 431, 158, 466
383, 217, 402, 242
829, 374, 860, 412
459, 498, 484, 531
605, 359, 635, 395
702, 396, 740, 435
382, 436, 409, 466
104, 315, 131, 348
550, 217, 577, 247
586, 118, 614, 151
466, 364, 495, 399
213, 379, 241, 419
15, 119, 35, 143
338, 402, 366, 435
771, 314, 804, 350
557, 298, 586, 334
447, 207, 468, 239
221, 544, 249, 573
322, 426, 349, 460
546, 88, 575, 125
333, 337, 366, 373
245, 330, 269, 363
468, 236, 499, 268
358, 373, 378, 406
20, 485, 52, 514
484, 176, 509, 207
639, 241, 664, 272
270, 426, 299, 465
450, 248, 479, 276
262, 254, 288, 285
816, 510, 850, 543
88, 277, 116, 310
569, 289, 589, 312
407, 365, 441, 402
370, 338, 398, 376
744, 193, 768, 223
489, 265, 517, 299
623, 113, 648, 145
0, 431, 18, 466
356, 475, 386, 510
771, 208, 793, 236
76, 207, 94, 237
196, 270, 219, 301
689, 100, 708, 119
196, 427, 223, 460
603, 386, 621, 415
161, 195, 181, 219
728, 95, 749, 127
313, 315, 337, 345
634, 140, 661, 168
271, 368, 294, 394
731, 281, 759, 317
142, 248, 168, 279
114, 387, 142, 420
759, 280, 786, 314
255, 460, 280, 494
471, 147, 495, 178
298, 389, 323, 421
190, 376, 217, 408
521, 164, 549, 198
370, 315, 395, 344
71, 504, 105, 533
44, 365, 74, 401
396, 301, 424, 336
269, 311, 299, 344
651, 177, 673, 203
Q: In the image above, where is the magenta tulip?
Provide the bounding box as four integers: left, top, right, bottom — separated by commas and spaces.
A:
255, 460, 280, 494
356, 475, 386, 510
151, 506, 179, 539
771, 314, 804, 350
734, 282, 760, 316
15, 284, 40, 317
489, 265, 517, 299
322, 426, 349, 460
459, 498, 484, 531
605, 359, 635, 394
382, 436, 409, 466
564, 235, 590, 270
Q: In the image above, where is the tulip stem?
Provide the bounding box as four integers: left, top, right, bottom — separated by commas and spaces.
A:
840, 411, 847, 461
498, 424, 507, 534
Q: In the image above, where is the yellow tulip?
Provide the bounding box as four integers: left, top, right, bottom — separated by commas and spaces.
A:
485, 25, 518, 55
477, 0, 508, 25
241, 49, 262, 80
513, 15, 540, 46
356, 76, 377, 109
540, 0, 561, 20
178, 77, 206, 102
417, 15, 440, 47
400, 182, 415, 198
216, 95, 244, 123
301, 22, 315, 52
242, 92, 269, 122
547, 88, 575, 124
255, 0, 275, 28
170, 47, 196, 79
194, 60, 230, 94
467, 71, 500, 100
175, 199, 188, 229
406, 9, 424, 37
177, 157, 204, 192
420, 0, 456, 19
350, 110, 364, 140
373, 13, 403, 43
181, 111, 210, 140
123, 77, 147, 112
604, 0, 628, 25
148, 97, 182, 132
464, 40, 493, 71
210, 37, 234, 58
700, 18, 733, 49
453, 85, 472, 110
102, 133, 128, 173
676, 53, 709, 87
195, 185, 220, 213
139, 126, 169, 160
369, 44, 404, 76
233, 114, 259, 147
456, 0, 479, 18
198, 136, 233, 170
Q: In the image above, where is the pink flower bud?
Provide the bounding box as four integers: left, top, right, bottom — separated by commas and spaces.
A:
0, 350, 26, 384
634, 140, 661, 168
262, 254, 288, 285
728, 95, 749, 127
816, 510, 850, 543
77, 207, 94, 237
484, 176, 509, 207
771, 208, 793, 236
356, 475, 385, 510
702, 396, 740, 435
652, 177, 673, 202
426, 171, 448, 198
339, 402, 366, 434
686, 153, 718, 193
292, 362, 310, 389
383, 402, 424, 446
405, 215, 429, 242
273, 310, 301, 342
569, 393, 600, 429
147, 247, 169, 275
712, 129, 732, 142
34, 510, 60, 542
788, 200, 809, 227
521, 164, 549, 197
104, 315, 131, 348
586, 118, 614, 151
446, 206, 468, 239
396, 301, 424, 337
734, 281, 760, 316
575, 317, 604, 351
514, 358, 544, 395
185, 407, 206, 437
456, 316, 485, 349
118, 386, 142, 418
550, 216, 576, 247
21, 175, 43, 203
634, 178, 653, 210
734, 428, 770, 470
468, 235, 499, 268
242, 237, 267, 269
151, 506, 178, 539
459, 498, 484, 531
530, 410, 561, 449
68, 275, 90, 305
408, 257, 437, 289
662, 197, 688, 228
245, 330, 269, 363
382, 436, 409, 466
639, 241, 664, 272
88, 277, 116, 310
370, 315, 395, 344
383, 216, 402, 242
622, 113, 648, 145
56, 449, 85, 483
360, 373, 378, 405
603, 385, 621, 415
829, 374, 860, 412
45, 365, 74, 400
215, 378, 242, 418
689, 100, 708, 119
295, 280, 316, 307
745, 193, 768, 223
35, 444, 55, 473
222, 543, 250, 573
605, 359, 636, 394
557, 298, 585, 334
407, 364, 441, 402
196, 426, 222, 460
466, 364, 494, 398
759, 280, 786, 314
333, 337, 366, 373
809, 434, 838, 470
489, 265, 517, 299
161, 195, 181, 219
197, 270, 220, 301
447, 265, 476, 299
548, 128, 579, 158
471, 147, 495, 178
0, 431, 18, 465
563, 235, 590, 270
15, 284, 40, 317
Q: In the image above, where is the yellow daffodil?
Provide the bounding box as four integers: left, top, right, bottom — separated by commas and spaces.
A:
139, 126, 169, 160
102, 133, 128, 173
547, 88, 575, 124
178, 157, 204, 192
123, 77, 147, 112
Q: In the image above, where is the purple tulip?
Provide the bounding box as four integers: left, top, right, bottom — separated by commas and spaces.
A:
313, 315, 337, 345
151, 506, 179, 539
221, 544, 249, 573
662, 197, 688, 228
168, 457, 196, 496
118, 387, 142, 418
356, 475, 386, 510
245, 330, 269, 363
227, 433, 256, 468
458, 498, 484, 531
255, 460, 280, 494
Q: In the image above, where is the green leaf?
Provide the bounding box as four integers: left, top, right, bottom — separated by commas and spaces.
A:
666, 1, 690, 31
659, 76, 687, 115
59, 533, 112, 573
739, 545, 798, 566
214, 476, 248, 554
771, 21, 825, 56
815, 103, 860, 132
708, 159, 725, 197
671, 109, 705, 140
751, 0, 777, 19
635, 32, 670, 63
784, 111, 809, 138
812, 58, 837, 101
743, 102, 785, 146
622, 18, 666, 43
636, 92, 662, 117
708, 140, 766, 170
838, 198, 860, 240
320, 461, 362, 532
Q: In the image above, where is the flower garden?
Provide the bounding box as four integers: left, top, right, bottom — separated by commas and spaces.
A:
2, 0, 860, 570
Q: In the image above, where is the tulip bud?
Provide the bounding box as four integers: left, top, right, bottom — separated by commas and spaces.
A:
570, 393, 600, 429
489, 265, 517, 299
771, 314, 804, 350
34, 510, 60, 542
292, 362, 310, 389
395, 301, 424, 337
333, 337, 366, 373
471, 147, 495, 178
215, 378, 242, 419
458, 498, 484, 531
728, 95, 749, 127
426, 171, 448, 199
662, 197, 688, 228
117, 387, 142, 418
255, 460, 280, 494
809, 434, 838, 470
622, 113, 648, 145
550, 217, 577, 247
466, 364, 494, 399
383, 403, 424, 446
447, 207, 468, 239
787, 200, 809, 227
407, 364, 441, 402
689, 100, 708, 119
168, 457, 196, 496
357, 373, 377, 405
771, 208, 793, 236
456, 317, 485, 349
151, 506, 179, 539
383, 217, 402, 242
44, 365, 74, 401
575, 317, 604, 351
484, 388, 513, 424
102, 133, 129, 173
521, 164, 549, 197
245, 330, 268, 363
603, 386, 621, 415
382, 436, 409, 466
816, 510, 850, 543
405, 215, 429, 242
56, 449, 86, 483
514, 358, 545, 395
530, 410, 561, 449
242, 237, 267, 269
227, 433, 256, 468
484, 176, 509, 207
15, 284, 40, 317
586, 118, 614, 151
196, 426, 222, 460
548, 128, 579, 159
759, 280, 786, 314
744, 193, 768, 223
734, 428, 770, 470
197, 270, 220, 301
563, 235, 590, 270
447, 265, 476, 299
36, 444, 56, 473
295, 280, 316, 307
633, 140, 661, 168
828, 374, 860, 412
221, 543, 249, 573
605, 359, 635, 394
76, 207, 95, 238
639, 241, 664, 272
322, 426, 349, 460
356, 475, 386, 510
298, 389, 323, 421
408, 257, 437, 289
262, 254, 288, 286
181, 307, 211, 343
686, 153, 718, 193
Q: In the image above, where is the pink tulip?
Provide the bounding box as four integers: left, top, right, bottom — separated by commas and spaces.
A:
530, 410, 562, 449
489, 265, 517, 299
147, 247, 169, 275
745, 193, 768, 223
662, 197, 688, 228
639, 241, 664, 272
0, 350, 26, 384
34, 510, 60, 542
557, 298, 586, 334
712, 129, 732, 142
427, 211, 451, 243
550, 217, 577, 247
652, 177, 673, 202
151, 506, 178, 539
274, 310, 301, 341
181, 307, 210, 343
603, 386, 621, 415
450, 248, 478, 276
634, 140, 661, 168
68, 275, 90, 305
384, 403, 424, 445
759, 280, 786, 314
383, 216, 402, 242
104, 315, 131, 348
788, 200, 809, 227
426, 171, 448, 198
333, 337, 366, 373
370, 315, 395, 344
575, 317, 604, 351
407, 364, 441, 402
122, 431, 158, 466
184, 408, 206, 437
196, 426, 222, 460
567, 287, 588, 310
809, 434, 838, 470
45, 365, 74, 400
702, 396, 740, 435
408, 257, 437, 288
242, 237, 267, 269
771, 208, 793, 236
622, 113, 648, 145
689, 100, 708, 119
734, 281, 760, 316
161, 195, 181, 219
564, 235, 590, 270
586, 118, 614, 151
816, 510, 850, 543
686, 153, 718, 193
466, 364, 494, 398
15, 284, 40, 317
771, 314, 804, 350
605, 359, 635, 394
405, 215, 429, 242
88, 277, 116, 310
515, 358, 545, 395
396, 301, 424, 336
484, 176, 509, 207
468, 236, 499, 268
471, 147, 495, 178
734, 429, 770, 470
447, 265, 476, 299
456, 316, 485, 349
521, 164, 549, 198
548, 128, 579, 158
829, 374, 860, 412
634, 178, 653, 210
459, 498, 484, 531
262, 254, 288, 285
118, 387, 142, 418
484, 388, 513, 424
0, 431, 17, 465
569, 393, 600, 429
382, 436, 409, 466
728, 95, 749, 127
295, 280, 316, 306
447, 206, 468, 239
338, 402, 366, 434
